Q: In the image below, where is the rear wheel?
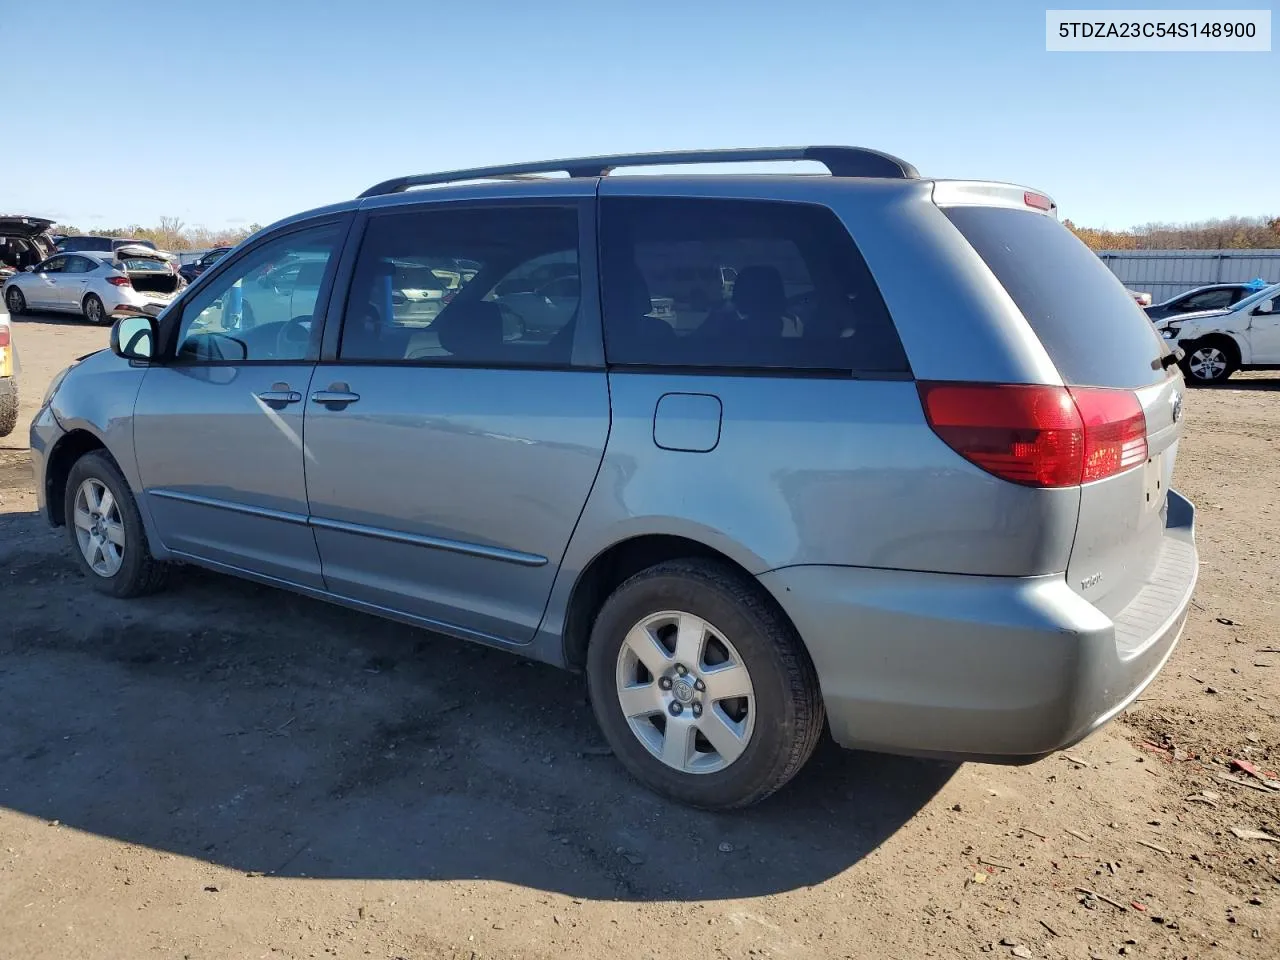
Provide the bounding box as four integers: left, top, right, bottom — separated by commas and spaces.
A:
64, 451, 168, 598
1180, 337, 1237, 385
82, 294, 107, 325
586, 559, 824, 809
5, 286, 26, 316
0, 378, 17, 437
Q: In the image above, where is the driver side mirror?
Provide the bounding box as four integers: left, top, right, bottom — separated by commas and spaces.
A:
110, 315, 157, 361
1256, 299, 1275, 316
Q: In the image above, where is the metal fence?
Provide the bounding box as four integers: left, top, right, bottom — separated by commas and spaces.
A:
1096, 249, 1280, 304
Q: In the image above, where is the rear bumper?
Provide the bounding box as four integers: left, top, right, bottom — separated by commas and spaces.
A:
758, 490, 1197, 762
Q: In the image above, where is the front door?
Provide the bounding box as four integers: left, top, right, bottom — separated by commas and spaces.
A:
131, 220, 347, 587
1247, 296, 1280, 363
303, 199, 609, 643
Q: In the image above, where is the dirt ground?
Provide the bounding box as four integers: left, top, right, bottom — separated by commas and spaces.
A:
1, 312, 1277, 960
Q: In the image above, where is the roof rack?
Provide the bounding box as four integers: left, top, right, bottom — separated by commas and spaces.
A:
357, 146, 919, 199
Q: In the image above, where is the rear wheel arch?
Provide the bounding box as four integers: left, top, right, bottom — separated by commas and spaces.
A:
44, 429, 113, 525
561, 533, 801, 670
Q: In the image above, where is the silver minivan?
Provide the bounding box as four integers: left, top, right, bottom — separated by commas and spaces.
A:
30, 147, 1197, 809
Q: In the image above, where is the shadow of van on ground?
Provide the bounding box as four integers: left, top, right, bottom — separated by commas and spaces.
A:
0, 549, 954, 902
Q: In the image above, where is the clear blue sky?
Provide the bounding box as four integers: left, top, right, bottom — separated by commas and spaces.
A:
5, 0, 1276, 232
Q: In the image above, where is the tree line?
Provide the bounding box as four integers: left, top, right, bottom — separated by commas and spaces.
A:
55, 213, 1280, 254
53, 216, 263, 252
1065, 215, 1280, 251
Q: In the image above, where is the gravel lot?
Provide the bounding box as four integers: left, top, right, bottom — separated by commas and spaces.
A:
1, 312, 1277, 960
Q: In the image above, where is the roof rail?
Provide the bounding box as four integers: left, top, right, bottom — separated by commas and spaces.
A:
357, 146, 919, 199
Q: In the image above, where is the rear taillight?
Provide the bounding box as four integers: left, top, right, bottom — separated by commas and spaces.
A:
1071, 387, 1148, 482
0, 327, 10, 347
918, 382, 1147, 488
107, 275, 132, 287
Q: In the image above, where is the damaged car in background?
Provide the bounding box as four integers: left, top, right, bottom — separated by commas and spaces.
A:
2, 247, 185, 324
1153, 280, 1280, 385
0, 215, 58, 283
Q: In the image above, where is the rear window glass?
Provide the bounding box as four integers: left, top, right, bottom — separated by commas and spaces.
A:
600, 197, 909, 374
944, 206, 1166, 388
60, 237, 113, 252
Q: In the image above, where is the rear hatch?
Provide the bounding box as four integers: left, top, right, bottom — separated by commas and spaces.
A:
940, 199, 1185, 619
0, 215, 57, 277
114, 246, 182, 299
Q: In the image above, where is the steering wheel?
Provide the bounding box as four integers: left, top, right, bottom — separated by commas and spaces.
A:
275, 316, 313, 358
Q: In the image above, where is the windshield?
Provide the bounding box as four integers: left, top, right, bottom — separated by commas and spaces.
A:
1231, 281, 1280, 312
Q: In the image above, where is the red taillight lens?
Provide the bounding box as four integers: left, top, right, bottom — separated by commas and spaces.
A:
0, 327, 10, 347
107, 275, 132, 287
918, 382, 1147, 488
1071, 387, 1148, 482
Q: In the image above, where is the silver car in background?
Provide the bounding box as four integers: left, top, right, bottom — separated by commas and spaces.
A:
3, 249, 184, 323
29, 147, 1197, 809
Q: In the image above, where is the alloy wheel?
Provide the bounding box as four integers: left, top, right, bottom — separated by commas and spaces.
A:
614, 610, 756, 774
1187, 346, 1227, 381
72, 478, 126, 577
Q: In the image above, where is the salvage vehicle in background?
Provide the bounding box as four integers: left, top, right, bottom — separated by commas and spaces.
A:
0, 215, 58, 283
1143, 279, 1271, 322
1153, 281, 1280, 384
56, 235, 178, 265
179, 246, 233, 284
3, 250, 184, 324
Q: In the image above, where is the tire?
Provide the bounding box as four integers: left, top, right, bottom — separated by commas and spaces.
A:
586, 559, 824, 809
0, 378, 17, 438
63, 450, 168, 598
5, 286, 26, 316
82, 294, 107, 325
1179, 337, 1237, 385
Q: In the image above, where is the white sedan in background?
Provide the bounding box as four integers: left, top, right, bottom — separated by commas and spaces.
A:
2, 250, 184, 324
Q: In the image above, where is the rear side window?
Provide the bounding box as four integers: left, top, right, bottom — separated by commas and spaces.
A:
600, 198, 908, 374
944, 206, 1166, 388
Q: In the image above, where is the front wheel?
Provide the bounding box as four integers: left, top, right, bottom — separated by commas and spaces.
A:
1180, 339, 1237, 385
586, 559, 824, 809
82, 294, 107, 325
64, 451, 168, 598
5, 286, 26, 316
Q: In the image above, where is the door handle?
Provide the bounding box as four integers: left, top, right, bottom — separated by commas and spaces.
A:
256, 382, 302, 406
311, 382, 361, 407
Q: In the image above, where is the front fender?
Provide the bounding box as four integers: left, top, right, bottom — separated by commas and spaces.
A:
43, 353, 168, 554
1175, 322, 1252, 365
